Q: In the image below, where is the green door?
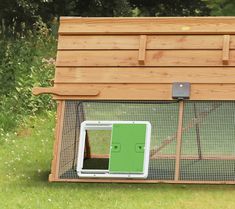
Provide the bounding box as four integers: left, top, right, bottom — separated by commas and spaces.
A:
109, 124, 147, 173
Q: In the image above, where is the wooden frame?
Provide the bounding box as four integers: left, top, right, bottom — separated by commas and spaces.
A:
33, 17, 235, 184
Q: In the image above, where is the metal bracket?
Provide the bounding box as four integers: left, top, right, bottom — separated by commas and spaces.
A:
172, 82, 190, 100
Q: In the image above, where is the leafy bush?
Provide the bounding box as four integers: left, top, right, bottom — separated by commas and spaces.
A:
0, 21, 56, 132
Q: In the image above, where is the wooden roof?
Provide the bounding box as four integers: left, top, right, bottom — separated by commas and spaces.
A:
33, 17, 235, 100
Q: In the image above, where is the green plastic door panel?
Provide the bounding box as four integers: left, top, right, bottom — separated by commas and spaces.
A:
109, 124, 147, 173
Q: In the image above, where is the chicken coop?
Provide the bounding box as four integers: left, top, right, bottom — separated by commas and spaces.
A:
33, 17, 235, 184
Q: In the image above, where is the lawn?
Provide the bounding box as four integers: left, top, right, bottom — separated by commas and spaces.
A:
1, 112, 235, 209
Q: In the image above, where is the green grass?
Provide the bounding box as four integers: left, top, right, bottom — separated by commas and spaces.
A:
1, 113, 235, 209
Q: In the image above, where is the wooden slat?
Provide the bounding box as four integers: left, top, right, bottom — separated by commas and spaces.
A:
50, 178, 235, 184
56, 50, 235, 67
222, 35, 230, 65
52, 83, 235, 100
174, 101, 184, 181
49, 101, 63, 181
32, 87, 100, 96
54, 67, 235, 84
59, 17, 235, 35
54, 101, 65, 180
138, 35, 147, 64
58, 35, 235, 50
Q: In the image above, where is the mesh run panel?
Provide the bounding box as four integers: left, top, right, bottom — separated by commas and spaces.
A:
57, 100, 235, 183
58, 101, 178, 180
180, 101, 235, 181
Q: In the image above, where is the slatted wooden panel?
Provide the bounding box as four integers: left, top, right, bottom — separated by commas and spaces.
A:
34, 17, 235, 100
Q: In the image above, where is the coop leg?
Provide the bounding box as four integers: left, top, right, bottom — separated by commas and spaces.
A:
193, 103, 202, 160
174, 101, 184, 181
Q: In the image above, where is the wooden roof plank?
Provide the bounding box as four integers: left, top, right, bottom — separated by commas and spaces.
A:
54, 67, 235, 84
58, 35, 235, 50
59, 17, 235, 34
56, 50, 235, 67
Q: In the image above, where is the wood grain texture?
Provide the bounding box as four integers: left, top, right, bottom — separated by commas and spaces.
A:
174, 101, 184, 181
52, 83, 235, 100
32, 86, 100, 96
58, 35, 235, 50
222, 35, 230, 65
54, 101, 65, 180
54, 67, 235, 84
49, 178, 235, 184
49, 101, 63, 181
59, 17, 235, 35
56, 50, 235, 67
138, 35, 147, 64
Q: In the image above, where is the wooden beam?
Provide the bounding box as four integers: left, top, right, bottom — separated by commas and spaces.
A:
49, 101, 63, 181
138, 35, 147, 64
174, 101, 184, 181
222, 35, 230, 65
56, 50, 235, 67
58, 17, 235, 35
57, 35, 235, 50
52, 83, 235, 100
32, 86, 100, 96
54, 67, 235, 84
53, 101, 65, 180
50, 178, 235, 184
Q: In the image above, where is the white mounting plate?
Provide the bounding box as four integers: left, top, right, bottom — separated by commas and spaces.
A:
76, 121, 151, 179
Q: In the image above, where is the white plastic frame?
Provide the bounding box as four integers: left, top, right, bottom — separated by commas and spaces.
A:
76, 121, 151, 179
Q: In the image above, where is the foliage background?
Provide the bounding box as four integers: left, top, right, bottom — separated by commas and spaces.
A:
1, 1, 235, 209
1, 0, 235, 134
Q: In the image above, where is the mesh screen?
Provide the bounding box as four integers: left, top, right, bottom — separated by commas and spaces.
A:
180, 101, 235, 181
58, 101, 178, 180
57, 100, 235, 183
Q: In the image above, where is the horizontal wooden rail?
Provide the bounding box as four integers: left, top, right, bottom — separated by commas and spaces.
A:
32, 87, 100, 96
54, 67, 235, 84
56, 50, 235, 67
59, 17, 235, 35
58, 35, 235, 50
52, 83, 235, 100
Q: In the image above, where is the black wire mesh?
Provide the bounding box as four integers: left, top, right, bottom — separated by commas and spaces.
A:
180, 101, 235, 181
58, 100, 235, 182
58, 100, 178, 180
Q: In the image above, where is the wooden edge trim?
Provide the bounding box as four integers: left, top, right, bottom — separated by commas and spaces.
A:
174, 101, 184, 181
49, 101, 63, 181
32, 87, 54, 96
49, 178, 235, 184
32, 87, 100, 96
138, 35, 147, 64
50, 101, 65, 181
60, 16, 235, 21
222, 35, 230, 65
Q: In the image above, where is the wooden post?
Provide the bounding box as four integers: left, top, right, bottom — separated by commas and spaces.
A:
138, 35, 147, 64
174, 100, 184, 181
51, 100, 65, 181
193, 103, 202, 159
222, 35, 230, 65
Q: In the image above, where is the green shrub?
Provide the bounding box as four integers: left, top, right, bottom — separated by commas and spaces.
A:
0, 22, 57, 132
